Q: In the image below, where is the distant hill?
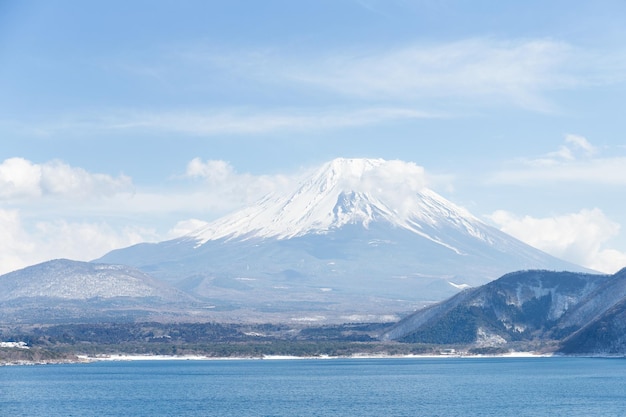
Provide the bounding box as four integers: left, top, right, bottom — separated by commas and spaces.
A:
0, 259, 199, 324
382, 268, 626, 355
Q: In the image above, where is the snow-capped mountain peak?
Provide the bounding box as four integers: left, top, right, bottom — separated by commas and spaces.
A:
96, 157, 589, 322
188, 158, 487, 247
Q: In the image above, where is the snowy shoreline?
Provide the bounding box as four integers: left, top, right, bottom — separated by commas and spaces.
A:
8, 351, 626, 366
76, 351, 554, 363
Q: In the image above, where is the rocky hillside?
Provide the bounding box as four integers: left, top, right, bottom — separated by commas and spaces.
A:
560, 296, 626, 355
382, 268, 626, 354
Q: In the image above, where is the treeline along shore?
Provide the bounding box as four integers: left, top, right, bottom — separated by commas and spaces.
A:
0, 321, 544, 365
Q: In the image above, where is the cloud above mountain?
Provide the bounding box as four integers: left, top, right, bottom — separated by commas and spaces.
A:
14, 107, 437, 138
19, 37, 617, 139
489, 208, 626, 273
488, 136, 626, 185
1, 153, 624, 276
483, 137, 626, 273
0, 157, 132, 199
280, 39, 575, 111
174, 38, 596, 113
183, 157, 294, 206
0, 157, 290, 275
0, 208, 152, 275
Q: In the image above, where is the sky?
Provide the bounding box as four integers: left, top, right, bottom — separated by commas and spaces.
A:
2, 0, 626, 275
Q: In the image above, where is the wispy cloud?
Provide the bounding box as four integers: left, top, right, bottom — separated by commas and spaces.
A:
109, 36, 614, 118
11, 37, 625, 138
107, 107, 438, 135
282, 39, 577, 111
488, 136, 626, 185
174, 38, 605, 112
564, 134, 597, 156
15, 107, 439, 138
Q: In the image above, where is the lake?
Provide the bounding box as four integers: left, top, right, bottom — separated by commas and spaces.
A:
1, 357, 625, 416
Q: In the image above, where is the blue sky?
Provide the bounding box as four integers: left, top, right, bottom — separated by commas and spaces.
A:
2, 0, 626, 274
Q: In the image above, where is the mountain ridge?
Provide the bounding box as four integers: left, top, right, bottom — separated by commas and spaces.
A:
96, 158, 588, 322
0, 258, 186, 301
0, 259, 200, 324
382, 268, 626, 354
187, 158, 488, 250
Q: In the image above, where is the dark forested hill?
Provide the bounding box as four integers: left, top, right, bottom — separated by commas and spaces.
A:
382, 268, 626, 354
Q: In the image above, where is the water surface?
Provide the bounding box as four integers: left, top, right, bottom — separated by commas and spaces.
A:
1, 357, 625, 416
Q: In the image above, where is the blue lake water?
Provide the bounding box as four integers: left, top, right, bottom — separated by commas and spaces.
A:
1, 357, 625, 416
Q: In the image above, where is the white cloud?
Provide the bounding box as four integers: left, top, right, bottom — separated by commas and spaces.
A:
40, 107, 437, 137
0, 157, 148, 273
0, 157, 300, 274
13, 37, 608, 138
182, 158, 295, 206
564, 134, 596, 156
0, 158, 43, 198
34, 220, 157, 260
165, 218, 210, 239
1, 155, 294, 225
358, 159, 427, 192
360, 160, 430, 217
536, 136, 594, 165
489, 208, 626, 273
185, 158, 235, 183
0, 209, 36, 272
0, 209, 155, 275
528, 134, 597, 165
177, 38, 581, 111
180, 158, 437, 226
0, 157, 132, 200
272, 38, 578, 111
494, 156, 626, 185
489, 136, 626, 185
40, 160, 131, 197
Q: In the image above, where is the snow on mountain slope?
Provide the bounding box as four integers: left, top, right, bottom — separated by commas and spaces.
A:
381, 269, 621, 349
189, 158, 491, 254
0, 259, 188, 301
96, 157, 590, 322
0, 259, 205, 324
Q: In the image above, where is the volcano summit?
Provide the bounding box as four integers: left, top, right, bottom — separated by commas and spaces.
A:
97, 158, 585, 322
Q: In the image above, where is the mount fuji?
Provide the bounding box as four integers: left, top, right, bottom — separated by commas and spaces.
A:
97, 158, 588, 322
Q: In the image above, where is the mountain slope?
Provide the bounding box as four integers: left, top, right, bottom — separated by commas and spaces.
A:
189, 158, 486, 245
0, 259, 198, 324
382, 269, 626, 353
559, 298, 626, 355
559, 268, 626, 354
97, 158, 588, 322
0, 259, 186, 301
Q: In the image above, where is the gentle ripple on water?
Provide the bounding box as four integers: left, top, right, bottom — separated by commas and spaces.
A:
1, 357, 626, 416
